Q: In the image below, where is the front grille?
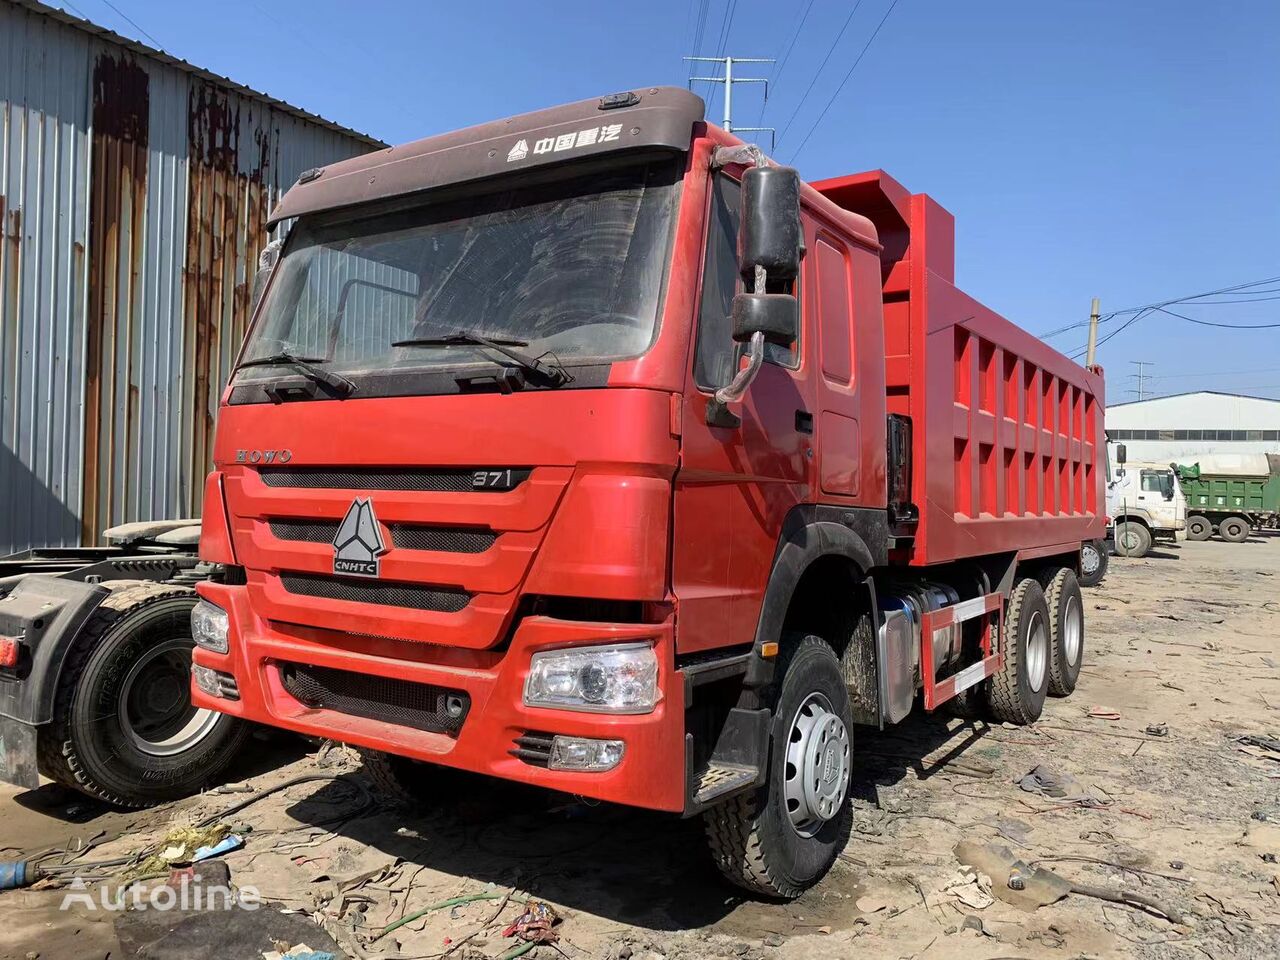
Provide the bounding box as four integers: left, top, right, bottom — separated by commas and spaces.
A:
279, 573, 470, 612
280, 662, 470, 735
511, 731, 555, 767
258, 467, 531, 492
270, 520, 496, 554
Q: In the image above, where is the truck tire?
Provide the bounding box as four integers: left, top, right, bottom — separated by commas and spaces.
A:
1042, 568, 1083, 697
704, 634, 852, 899
1113, 521, 1152, 558
986, 578, 1050, 725
1218, 516, 1249, 543
36, 585, 249, 807
1079, 539, 1108, 587
1186, 516, 1213, 541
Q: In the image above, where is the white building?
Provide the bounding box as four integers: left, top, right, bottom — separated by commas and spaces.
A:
1106, 391, 1280, 463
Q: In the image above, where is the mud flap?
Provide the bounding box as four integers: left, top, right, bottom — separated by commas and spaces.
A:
0, 715, 39, 789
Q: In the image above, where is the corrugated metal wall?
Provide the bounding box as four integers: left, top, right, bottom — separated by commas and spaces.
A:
0, 1, 380, 554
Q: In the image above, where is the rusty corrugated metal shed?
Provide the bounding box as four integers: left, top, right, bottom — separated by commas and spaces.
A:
0, 0, 385, 554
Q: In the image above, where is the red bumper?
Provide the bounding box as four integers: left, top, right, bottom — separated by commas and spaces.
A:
192, 581, 688, 812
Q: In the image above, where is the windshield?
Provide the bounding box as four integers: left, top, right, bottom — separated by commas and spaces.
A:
237, 159, 679, 392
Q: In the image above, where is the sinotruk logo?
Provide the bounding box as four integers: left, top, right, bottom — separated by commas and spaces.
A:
333, 498, 386, 577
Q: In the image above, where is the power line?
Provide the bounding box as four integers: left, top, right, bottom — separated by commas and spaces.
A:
786, 0, 903, 162
756, 0, 819, 125
1041, 274, 1280, 339
1154, 306, 1280, 329
1147, 366, 1280, 380
774, 0, 868, 149
97, 0, 164, 50
687, 0, 711, 80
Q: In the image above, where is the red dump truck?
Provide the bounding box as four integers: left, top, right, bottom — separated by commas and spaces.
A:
190, 88, 1104, 897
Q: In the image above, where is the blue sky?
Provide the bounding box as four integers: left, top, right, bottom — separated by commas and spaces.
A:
67, 0, 1280, 400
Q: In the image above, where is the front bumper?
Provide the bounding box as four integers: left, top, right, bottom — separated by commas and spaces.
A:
192, 582, 688, 812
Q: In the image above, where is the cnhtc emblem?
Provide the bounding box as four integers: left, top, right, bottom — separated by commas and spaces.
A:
333, 499, 386, 577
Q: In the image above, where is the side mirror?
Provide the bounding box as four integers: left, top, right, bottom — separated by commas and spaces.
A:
739, 166, 803, 283
732, 292, 798, 347
1115, 443, 1127, 466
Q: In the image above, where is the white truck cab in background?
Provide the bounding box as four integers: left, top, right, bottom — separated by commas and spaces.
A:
1106, 442, 1188, 558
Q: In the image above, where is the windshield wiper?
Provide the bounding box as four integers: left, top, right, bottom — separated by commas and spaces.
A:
392, 330, 572, 386
237, 352, 356, 397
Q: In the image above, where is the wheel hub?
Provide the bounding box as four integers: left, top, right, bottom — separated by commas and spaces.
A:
1081, 544, 1099, 574
118, 636, 220, 757
784, 693, 850, 837
1026, 610, 1048, 692
1063, 595, 1083, 665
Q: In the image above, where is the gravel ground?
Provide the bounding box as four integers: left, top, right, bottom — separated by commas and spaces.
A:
3, 533, 1279, 960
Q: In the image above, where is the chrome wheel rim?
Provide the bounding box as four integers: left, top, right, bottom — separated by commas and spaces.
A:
1025, 610, 1049, 692
119, 637, 220, 757
1081, 543, 1099, 574
783, 692, 850, 837
1063, 594, 1083, 666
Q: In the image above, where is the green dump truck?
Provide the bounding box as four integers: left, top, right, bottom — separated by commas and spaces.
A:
1174, 454, 1280, 542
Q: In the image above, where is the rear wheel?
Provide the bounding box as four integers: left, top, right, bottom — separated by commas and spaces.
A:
36, 585, 249, 807
704, 634, 852, 899
1219, 516, 1250, 543
986, 578, 1050, 725
1186, 516, 1213, 541
1114, 521, 1153, 557
1042, 568, 1084, 697
1079, 539, 1108, 587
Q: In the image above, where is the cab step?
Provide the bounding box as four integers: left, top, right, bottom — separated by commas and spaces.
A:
694, 762, 758, 805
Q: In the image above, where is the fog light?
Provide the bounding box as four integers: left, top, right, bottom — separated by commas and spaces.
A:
548, 736, 625, 772
192, 664, 239, 701
191, 600, 229, 654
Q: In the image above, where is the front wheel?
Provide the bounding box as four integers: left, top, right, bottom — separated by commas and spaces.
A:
1079, 539, 1109, 587
704, 634, 852, 899
1186, 516, 1213, 541
37, 585, 249, 807
1114, 521, 1153, 558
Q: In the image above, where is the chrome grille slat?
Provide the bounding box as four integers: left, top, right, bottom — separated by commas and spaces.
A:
279, 573, 470, 612
269, 520, 496, 554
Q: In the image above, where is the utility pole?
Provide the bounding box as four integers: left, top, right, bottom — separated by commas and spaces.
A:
684, 56, 776, 149
1085, 297, 1100, 367
1128, 360, 1154, 401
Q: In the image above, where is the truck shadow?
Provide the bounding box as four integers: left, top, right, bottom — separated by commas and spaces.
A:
282, 709, 992, 931
7, 728, 308, 825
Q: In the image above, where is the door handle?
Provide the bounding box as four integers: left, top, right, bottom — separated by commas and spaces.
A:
795, 410, 814, 434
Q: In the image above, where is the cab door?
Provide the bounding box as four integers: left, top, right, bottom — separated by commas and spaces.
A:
671, 171, 813, 655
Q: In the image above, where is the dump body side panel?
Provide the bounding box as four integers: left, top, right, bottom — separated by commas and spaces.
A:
813, 171, 1105, 566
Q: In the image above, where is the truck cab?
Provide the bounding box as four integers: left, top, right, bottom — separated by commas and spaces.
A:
1107, 443, 1187, 557
191, 88, 1102, 898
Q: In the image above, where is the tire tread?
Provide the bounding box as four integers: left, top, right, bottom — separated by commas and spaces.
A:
35, 583, 247, 807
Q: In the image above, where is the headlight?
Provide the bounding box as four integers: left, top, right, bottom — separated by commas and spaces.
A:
191, 599, 229, 654
524, 643, 659, 714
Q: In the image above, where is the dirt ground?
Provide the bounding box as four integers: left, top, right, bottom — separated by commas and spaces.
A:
3, 534, 1279, 960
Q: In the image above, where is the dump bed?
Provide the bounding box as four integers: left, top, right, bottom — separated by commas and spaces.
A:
814, 171, 1105, 566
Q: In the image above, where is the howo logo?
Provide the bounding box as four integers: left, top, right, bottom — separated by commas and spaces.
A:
235, 448, 292, 464
332, 498, 386, 578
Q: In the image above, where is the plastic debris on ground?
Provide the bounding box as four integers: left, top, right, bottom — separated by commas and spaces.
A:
503, 900, 560, 944
262, 944, 336, 960
1017, 764, 1107, 808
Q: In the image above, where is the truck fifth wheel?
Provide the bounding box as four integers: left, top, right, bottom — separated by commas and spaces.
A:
190, 88, 1105, 897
